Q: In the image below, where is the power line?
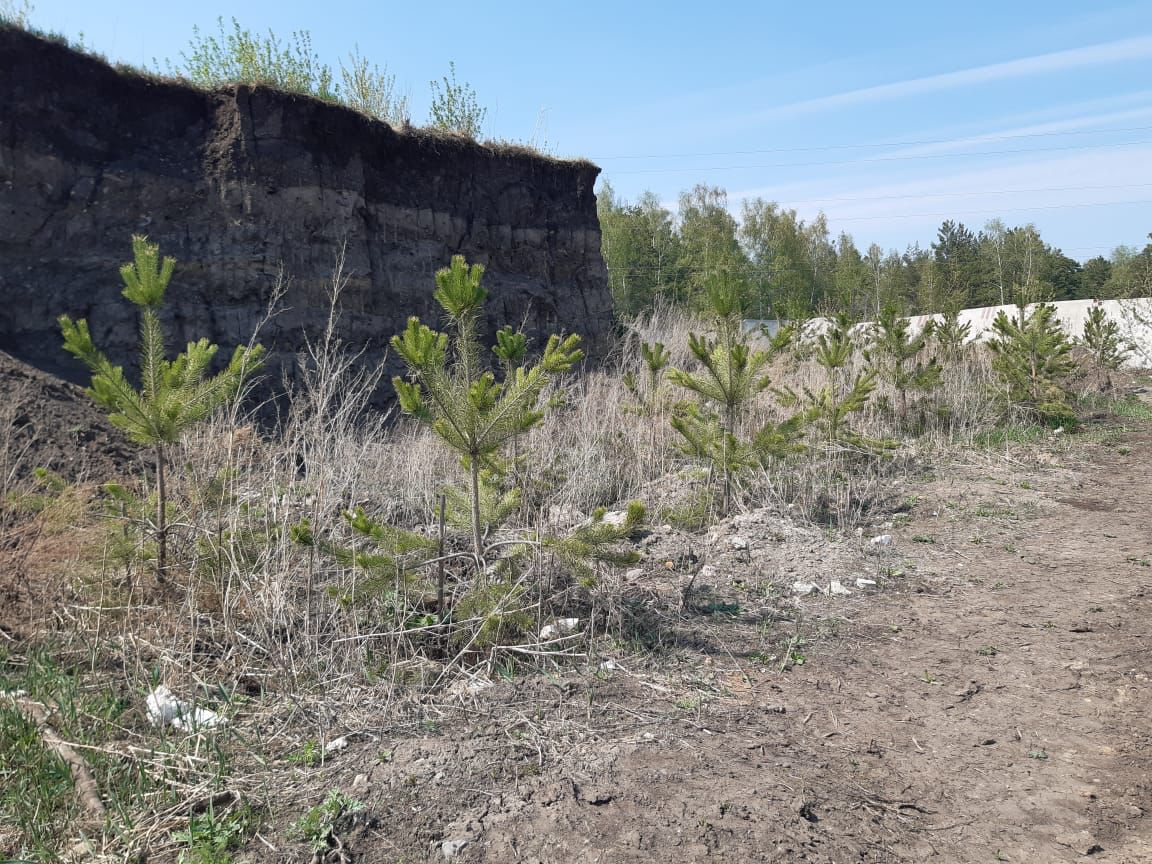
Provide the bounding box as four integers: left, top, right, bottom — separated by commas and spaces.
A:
609, 139, 1152, 175
770, 181, 1152, 206
831, 197, 1152, 222
590, 123, 1152, 160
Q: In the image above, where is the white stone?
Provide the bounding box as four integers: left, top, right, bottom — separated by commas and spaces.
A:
855, 578, 878, 589
441, 837, 470, 859
829, 580, 852, 596
624, 568, 645, 581
602, 510, 629, 528
324, 735, 349, 753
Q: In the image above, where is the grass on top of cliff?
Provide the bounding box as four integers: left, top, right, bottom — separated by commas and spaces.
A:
0, 17, 589, 165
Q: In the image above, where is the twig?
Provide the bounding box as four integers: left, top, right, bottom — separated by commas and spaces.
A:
5, 695, 106, 823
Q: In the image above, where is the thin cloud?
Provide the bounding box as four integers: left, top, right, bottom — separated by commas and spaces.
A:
884, 104, 1152, 159
733, 146, 1152, 245
743, 35, 1152, 124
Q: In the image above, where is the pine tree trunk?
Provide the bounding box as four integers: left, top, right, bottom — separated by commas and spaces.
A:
470, 456, 483, 566
154, 445, 167, 583
722, 404, 735, 515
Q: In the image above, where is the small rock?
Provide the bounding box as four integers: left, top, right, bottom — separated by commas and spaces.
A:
352, 773, 369, 789
870, 534, 893, 547
854, 527, 863, 536
441, 837, 470, 859
855, 578, 877, 589
829, 580, 852, 596
728, 535, 750, 551
1055, 831, 1103, 856
792, 581, 822, 596
624, 567, 645, 580
602, 510, 629, 527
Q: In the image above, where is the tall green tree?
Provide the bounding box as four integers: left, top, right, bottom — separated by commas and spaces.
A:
933, 220, 986, 308
598, 183, 681, 315
1081, 256, 1113, 298
59, 236, 264, 581
676, 185, 749, 308
739, 198, 817, 319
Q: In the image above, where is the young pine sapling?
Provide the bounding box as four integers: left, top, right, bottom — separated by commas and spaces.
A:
59, 236, 263, 581
391, 256, 583, 563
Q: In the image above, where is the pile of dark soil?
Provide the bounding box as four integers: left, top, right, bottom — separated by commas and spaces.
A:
1, 350, 136, 485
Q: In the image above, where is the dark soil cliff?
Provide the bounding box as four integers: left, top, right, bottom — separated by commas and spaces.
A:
0, 26, 612, 396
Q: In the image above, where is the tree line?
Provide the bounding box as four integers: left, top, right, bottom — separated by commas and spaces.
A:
598, 182, 1152, 320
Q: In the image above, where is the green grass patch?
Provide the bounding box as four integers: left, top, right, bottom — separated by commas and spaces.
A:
973, 424, 1048, 448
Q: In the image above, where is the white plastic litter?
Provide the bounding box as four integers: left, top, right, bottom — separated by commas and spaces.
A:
855, 578, 878, 589
792, 581, 822, 596
829, 580, 852, 596
539, 617, 581, 640
145, 685, 226, 731
870, 534, 893, 547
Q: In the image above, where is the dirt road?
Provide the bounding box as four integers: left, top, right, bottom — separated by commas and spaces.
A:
309, 429, 1152, 863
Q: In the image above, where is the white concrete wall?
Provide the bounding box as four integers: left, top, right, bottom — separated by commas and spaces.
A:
746, 298, 1152, 368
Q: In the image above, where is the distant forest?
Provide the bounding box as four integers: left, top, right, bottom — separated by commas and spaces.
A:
598, 182, 1152, 320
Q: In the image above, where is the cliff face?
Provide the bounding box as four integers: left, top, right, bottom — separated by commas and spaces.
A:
0, 27, 611, 398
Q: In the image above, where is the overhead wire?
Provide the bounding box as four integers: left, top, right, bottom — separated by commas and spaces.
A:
588, 123, 1152, 160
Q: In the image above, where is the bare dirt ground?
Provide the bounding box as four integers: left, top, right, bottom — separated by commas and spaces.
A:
264, 424, 1152, 864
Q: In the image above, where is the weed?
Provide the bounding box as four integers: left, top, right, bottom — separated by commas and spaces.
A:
288, 739, 324, 767
173, 807, 255, 864
293, 790, 365, 855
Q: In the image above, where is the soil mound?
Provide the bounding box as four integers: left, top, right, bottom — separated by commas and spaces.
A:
1, 349, 135, 485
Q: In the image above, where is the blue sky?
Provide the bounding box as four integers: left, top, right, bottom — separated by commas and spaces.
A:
27, 0, 1152, 260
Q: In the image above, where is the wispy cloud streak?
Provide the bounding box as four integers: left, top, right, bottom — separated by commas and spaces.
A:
746, 36, 1152, 122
